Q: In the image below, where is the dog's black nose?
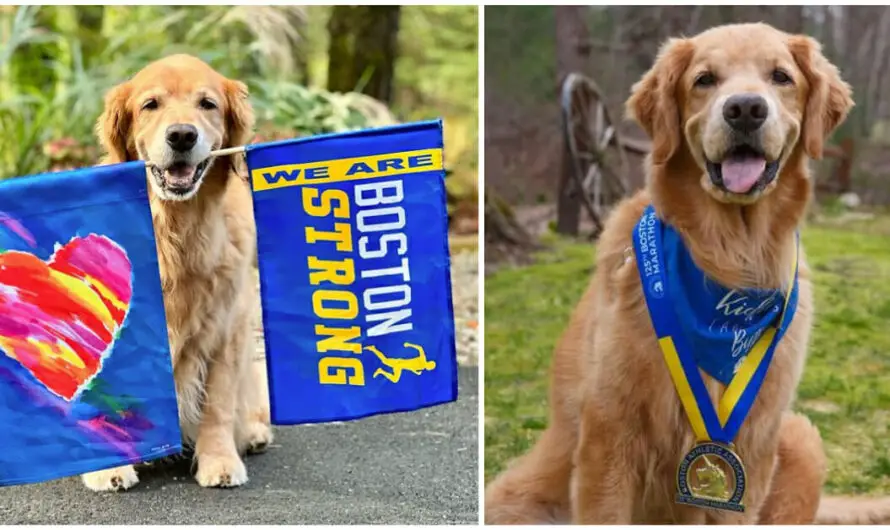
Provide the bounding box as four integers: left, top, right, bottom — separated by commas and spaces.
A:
165, 124, 198, 152
723, 94, 768, 132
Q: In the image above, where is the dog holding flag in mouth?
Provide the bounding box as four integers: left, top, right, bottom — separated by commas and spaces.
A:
484, 23, 879, 524
80, 55, 272, 491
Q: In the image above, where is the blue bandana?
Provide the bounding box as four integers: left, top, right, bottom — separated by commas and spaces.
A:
636, 205, 799, 386
633, 205, 799, 443
663, 223, 797, 385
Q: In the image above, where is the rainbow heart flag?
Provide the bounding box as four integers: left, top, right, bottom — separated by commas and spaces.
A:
0, 162, 180, 486
247, 120, 458, 424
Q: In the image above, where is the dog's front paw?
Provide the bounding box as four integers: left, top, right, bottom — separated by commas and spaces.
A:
245, 422, 274, 454
81, 465, 139, 492
195, 452, 248, 488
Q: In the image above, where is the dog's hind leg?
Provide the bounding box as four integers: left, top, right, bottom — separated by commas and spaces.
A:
234, 301, 273, 456
485, 426, 574, 524
236, 355, 274, 455
757, 412, 826, 524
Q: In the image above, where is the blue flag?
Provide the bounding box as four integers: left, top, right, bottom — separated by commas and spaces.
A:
0, 162, 181, 486
247, 120, 458, 424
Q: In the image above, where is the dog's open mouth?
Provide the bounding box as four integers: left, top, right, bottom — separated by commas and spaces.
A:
706, 145, 781, 195
150, 158, 211, 195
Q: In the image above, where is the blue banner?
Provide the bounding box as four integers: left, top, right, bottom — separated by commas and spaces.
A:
247, 120, 458, 424
0, 162, 181, 486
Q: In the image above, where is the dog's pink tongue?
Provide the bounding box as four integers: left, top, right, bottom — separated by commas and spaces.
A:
721, 158, 766, 193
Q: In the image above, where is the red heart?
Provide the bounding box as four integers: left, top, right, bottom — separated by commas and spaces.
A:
0, 235, 133, 401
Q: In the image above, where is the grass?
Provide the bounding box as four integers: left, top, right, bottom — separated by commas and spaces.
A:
484, 212, 890, 494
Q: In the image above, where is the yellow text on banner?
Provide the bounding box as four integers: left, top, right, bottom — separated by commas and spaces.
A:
251, 148, 444, 192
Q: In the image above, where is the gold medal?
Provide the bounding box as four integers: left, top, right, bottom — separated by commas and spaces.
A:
676, 442, 746, 512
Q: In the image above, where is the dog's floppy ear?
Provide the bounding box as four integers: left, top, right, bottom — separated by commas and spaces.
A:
96, 82, 133, 163
224, 79, 255, 148
626, 38, 695, 165
788, 35, 854, 160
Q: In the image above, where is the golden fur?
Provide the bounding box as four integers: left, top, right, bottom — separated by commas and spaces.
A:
80, 55, 272, 491
484, 23, 869, 524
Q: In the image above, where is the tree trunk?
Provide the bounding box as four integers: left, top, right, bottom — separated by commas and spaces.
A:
326, 6, 400, 104
554, 5, 591, 236
866, 8, 890, 132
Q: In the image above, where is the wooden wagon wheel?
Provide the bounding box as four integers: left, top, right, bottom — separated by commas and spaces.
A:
560, 72, 631, 236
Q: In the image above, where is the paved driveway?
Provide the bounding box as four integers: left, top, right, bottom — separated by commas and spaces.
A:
1, 367, 478, 525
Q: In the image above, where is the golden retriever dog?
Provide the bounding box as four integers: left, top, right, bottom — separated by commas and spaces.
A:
80, 54, 272, 491
484, 23, 879, 524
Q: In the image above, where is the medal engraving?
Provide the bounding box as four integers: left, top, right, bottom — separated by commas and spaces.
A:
676, 442, 746, 512
690, 455, 731, 500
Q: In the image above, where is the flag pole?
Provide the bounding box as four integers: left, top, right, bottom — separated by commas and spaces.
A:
143, 145, 247, 168
210, 146, 247, 157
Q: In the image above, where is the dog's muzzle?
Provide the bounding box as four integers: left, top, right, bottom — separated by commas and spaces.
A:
705, 93, 780, 195
149, 123, 213, 197
150, 158, 212, 196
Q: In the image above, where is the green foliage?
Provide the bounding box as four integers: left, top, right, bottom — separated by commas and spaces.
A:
0, 5, 312, 178
484, 6, 555, 106
485, 216, 890, 494
251, 81, 395, 139
396, 6, 477, 121
0, 5, 478, 184
396, 6, 479, 197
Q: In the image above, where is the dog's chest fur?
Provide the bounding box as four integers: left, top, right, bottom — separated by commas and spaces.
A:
153, 201, 249, 355
146, 176, 256, 437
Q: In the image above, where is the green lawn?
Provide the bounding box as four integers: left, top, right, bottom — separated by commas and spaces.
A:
484, 213, 890, 494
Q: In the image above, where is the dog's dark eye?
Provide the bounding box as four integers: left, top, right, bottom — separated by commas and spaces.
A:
694, 72, 717, 88
199, 98, 218, 110
771, 68, 793, 86
141, 98, 158, 111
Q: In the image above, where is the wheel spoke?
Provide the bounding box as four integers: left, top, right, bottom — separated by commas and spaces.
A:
582, 163, 601, 191
599, 126, 614, 151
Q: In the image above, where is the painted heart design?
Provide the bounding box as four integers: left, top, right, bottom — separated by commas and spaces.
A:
0, 234, 133, 401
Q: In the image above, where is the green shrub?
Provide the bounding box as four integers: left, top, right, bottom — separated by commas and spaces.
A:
0, 6, 393, 179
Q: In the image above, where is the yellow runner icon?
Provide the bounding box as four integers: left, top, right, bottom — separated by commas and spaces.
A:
364, 342, 436, 383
